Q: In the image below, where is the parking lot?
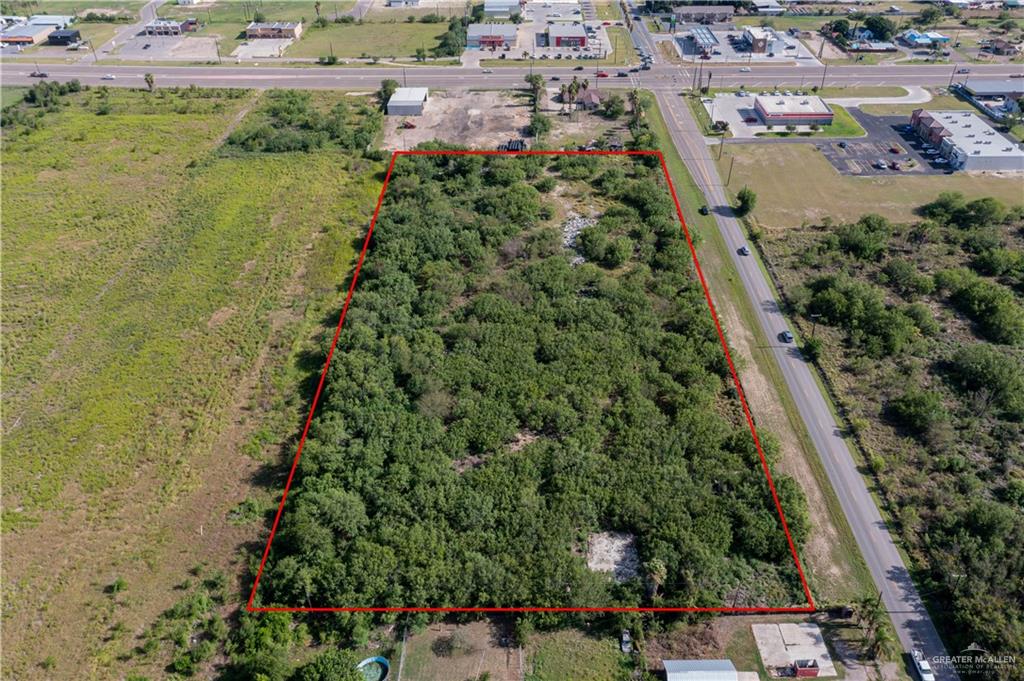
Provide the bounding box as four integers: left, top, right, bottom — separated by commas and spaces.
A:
819, 112, 953, 176
673, 26, 818, 64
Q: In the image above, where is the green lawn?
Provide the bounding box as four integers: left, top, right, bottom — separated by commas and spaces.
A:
713, 142, 1024, 230
595, 0, 621, 20
711, 86, 909, 99
528, 631, 630, 681
1, 86, 29, 108
285, 21, 447, 58
756, 104, 865, 138
860, 92, 972, 115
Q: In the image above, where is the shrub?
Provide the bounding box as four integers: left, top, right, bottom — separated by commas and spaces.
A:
935, 268, 1024, 345
947, 344, 1024, 420
888, 388, 948, 435
735, 186, 756, 216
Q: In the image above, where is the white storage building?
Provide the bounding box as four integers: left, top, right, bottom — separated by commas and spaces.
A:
387, 87, 429, 116
664, 659, 739, 681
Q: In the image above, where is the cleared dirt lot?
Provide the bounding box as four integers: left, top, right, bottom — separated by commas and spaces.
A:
382, 88, 627, 150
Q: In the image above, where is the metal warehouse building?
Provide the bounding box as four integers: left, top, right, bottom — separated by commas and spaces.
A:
664, 659, 739, 681
467, 23, 518, 48
755, 95, 834, 126
387, 87, 429, 116
911, 109, 1024, 172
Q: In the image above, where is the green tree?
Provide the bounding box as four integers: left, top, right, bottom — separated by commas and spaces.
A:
526, 112, 551, 138
735, 186, 757, 216
377, 79, 399, 110
602, 93, 625, 119
143, 73, 154, 92
524, 73, 545, 113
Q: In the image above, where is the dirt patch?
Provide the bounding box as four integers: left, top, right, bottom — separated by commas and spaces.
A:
586, 531, 639, 582
208, 305, 237, 328
508, 430, 538, 452
402, 619, 523, 681
383, 90, 532, 150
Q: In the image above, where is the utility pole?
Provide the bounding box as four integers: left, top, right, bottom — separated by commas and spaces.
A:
819, 62, 828, 90
403, 66, 407, 86
726, 155, 734, 186
717, 133, 725, 160
948, 64, 956, 88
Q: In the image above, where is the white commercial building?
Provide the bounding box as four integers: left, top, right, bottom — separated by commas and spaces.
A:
743, 25, 787, 53
387, 87, 429, 115
755, 95, 834, 126
752, 0, 785, 14
467, 23, 518, 47
911, 109, 1024, 171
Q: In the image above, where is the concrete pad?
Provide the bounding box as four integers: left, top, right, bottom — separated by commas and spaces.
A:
752, 623, 837, 677
738, 673, 760, 681
752, 624, 791, 668
232, 38, 291, 59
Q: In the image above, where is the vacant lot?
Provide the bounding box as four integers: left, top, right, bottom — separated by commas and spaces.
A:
716, 143, 1023, 230
2, 87, 383, 678
286, 21, 448, 58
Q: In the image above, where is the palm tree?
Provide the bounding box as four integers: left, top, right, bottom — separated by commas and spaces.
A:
143, 73, 154, 92
524, 73, 545, 113
646, 558, 667, 599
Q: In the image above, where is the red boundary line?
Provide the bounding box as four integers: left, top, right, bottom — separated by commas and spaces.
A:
246, 149, 816, 614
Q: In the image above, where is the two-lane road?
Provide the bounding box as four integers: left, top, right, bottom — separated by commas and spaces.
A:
653, 88, 961, 680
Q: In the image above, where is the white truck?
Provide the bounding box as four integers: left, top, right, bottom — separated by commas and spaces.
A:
913, 650, 936, 681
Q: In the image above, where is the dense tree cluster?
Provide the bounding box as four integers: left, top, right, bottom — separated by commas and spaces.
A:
767, 193, 1024, 664
257, 153, 808, 628
226, 90, 381, 154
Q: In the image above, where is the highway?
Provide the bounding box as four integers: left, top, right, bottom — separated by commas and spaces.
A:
1, 58, 1021, 89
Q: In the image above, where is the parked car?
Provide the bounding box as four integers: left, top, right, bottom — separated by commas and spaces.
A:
837, 141, 848, 149
744, 116, 759, 123
738, 245, 751, 256
912, 651, 936, 681
875, 159, 888, 169
620, 630, 633, 654
779, 330, 794, 343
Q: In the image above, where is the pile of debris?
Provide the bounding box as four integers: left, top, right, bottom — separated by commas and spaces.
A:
562, 212, 595, 266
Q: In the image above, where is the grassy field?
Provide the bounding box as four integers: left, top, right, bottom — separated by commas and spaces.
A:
595, 0, 620, 20
2, 87, 384, 677
1, 86, 29, 107
860, 92, 973, 115
714, 143, 1024, 230
712, 86, 908, 99
5, 0, 145, 13
286, 21, 448, 58
528, 630, 630, 681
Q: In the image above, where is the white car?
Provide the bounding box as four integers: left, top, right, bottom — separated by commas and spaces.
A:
482, 68, 493, 73
102, 74, 116, 80
739, 66, 751, 72
912, 651, 936, 681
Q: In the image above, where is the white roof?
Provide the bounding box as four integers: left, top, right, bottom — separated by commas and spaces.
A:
468, 23, 518, 38
28, 14, 74, 24
389, 87, 429, 105
922, 109, 1024, 161
756, 95, 832, 115
664, 659, 738, 681
745, 26, 776, 39
549, 23, 587, 38
484, 0, 520, 8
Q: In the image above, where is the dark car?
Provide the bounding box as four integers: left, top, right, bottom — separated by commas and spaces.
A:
699, 205, 710, 215
573, 65, 585, 70
837, 141, 848, 149
738, 245, 751, 256
617, 71, 628, 77
551, 75, 560, 80
778, 330, 794, 343
29, 70, 48, 78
